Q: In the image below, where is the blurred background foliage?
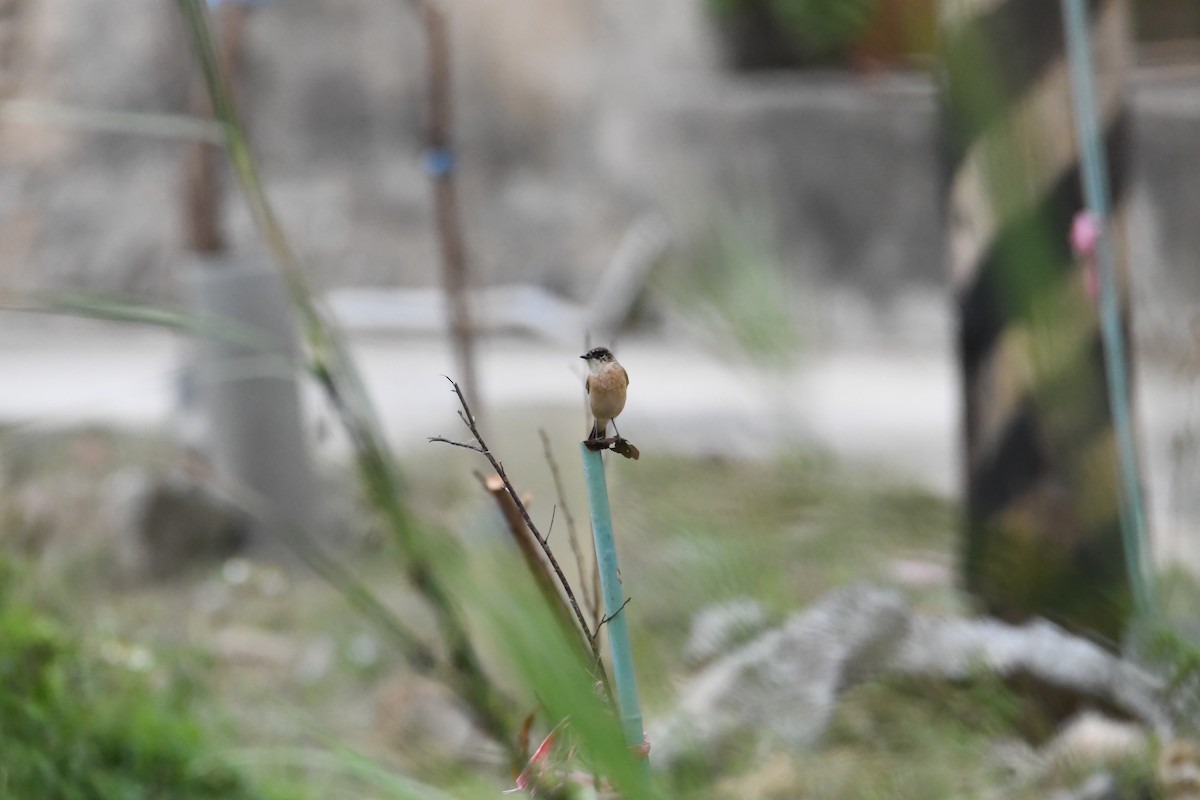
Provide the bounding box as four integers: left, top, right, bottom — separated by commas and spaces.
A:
0, 557, 297, 800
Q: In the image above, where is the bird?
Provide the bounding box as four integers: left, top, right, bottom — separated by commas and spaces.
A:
581, 346, 628, 442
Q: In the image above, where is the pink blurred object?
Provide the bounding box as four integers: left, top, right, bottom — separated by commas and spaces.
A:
511, 726, 558, 794
1070, 210, 1101, 302
1070, 210, 1101, 259
508, 721, 604, 797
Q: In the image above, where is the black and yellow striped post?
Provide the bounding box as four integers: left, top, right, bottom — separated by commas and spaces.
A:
940, 0, 1140, 642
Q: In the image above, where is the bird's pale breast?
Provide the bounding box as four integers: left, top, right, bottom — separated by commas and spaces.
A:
588, 366, 627, 420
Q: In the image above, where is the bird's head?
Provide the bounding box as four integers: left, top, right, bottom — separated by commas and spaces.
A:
581, 346, 616, 375
580, 347, 615, 364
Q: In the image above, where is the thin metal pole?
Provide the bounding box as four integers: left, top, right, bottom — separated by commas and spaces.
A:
579, 443, 646, 754
1060, 0, 1153, 616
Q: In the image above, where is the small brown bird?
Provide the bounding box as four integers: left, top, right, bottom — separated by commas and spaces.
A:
581, 346, 628, 441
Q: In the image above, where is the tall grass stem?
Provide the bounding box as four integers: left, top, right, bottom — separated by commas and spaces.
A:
579, 444, 646, 758
1060, 0, 1154, 617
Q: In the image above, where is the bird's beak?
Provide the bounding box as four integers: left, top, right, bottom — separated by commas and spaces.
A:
579, 354, 588, 360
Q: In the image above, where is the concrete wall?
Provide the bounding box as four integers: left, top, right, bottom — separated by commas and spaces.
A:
0, 0, 1197, 348
1129, 76, 1200, 349
611, 74, 943, 297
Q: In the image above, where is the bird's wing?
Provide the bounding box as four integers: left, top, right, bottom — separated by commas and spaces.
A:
620, 366, 629, 386
585, 375, 592, 395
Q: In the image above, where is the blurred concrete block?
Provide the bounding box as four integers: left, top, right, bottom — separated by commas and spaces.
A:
183, 254, 319, 554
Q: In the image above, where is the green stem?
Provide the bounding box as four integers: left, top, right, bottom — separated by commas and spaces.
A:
1060, 0, 1154, 617
579, 444, 645, 754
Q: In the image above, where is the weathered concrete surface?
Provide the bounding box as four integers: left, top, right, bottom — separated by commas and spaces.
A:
605, 73, 944, 296
2, 0, 1199, 335
1128, 72, 1200, 349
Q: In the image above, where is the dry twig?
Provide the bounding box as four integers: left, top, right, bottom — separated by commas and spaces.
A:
430, 378, 602, 674
591, 597, 633, 643
538, 428, 600, 627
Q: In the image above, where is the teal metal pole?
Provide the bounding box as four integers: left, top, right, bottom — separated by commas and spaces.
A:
1060, 0, 1154, 616
580, 443, 645, 752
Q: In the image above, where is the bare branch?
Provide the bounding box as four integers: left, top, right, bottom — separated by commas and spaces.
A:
431, 377, 604, 681
591, 557, 602, 633
539, 428, 598, 627
427, 435, 484, 454
591, 597, 633, 643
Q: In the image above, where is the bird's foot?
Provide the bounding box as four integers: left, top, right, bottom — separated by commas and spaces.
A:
583, 436, 640, 460
583, 435, 614, 452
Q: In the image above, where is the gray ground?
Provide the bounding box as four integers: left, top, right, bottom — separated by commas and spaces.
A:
1, 305, 1196, 575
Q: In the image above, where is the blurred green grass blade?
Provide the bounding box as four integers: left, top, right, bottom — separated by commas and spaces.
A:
657, 206, 803, 368
18, 292, 275, 351
0, 100, 225, 143
173, 0, 312, 306
463, 548, 661, 799
171, 0, 401, 534
230, 747, 465, 800
174, 0, 520, 761
171, 0, 412, 571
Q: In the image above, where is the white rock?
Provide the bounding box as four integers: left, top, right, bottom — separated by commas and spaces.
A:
652, 584, 909, 766
682, 598, 768, 667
